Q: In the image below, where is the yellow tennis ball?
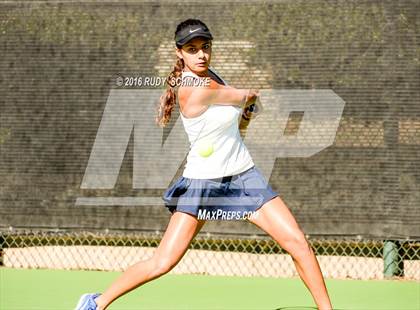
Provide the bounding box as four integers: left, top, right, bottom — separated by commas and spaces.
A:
198, 142, 214, 157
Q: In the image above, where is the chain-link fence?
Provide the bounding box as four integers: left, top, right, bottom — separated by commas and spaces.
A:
1, 229, 419, 281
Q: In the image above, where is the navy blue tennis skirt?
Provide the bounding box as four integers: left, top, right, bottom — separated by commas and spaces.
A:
162, 165, 279, 221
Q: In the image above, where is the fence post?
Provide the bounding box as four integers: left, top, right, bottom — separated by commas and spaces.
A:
383, 240, 403, 278
0, 232, 4, 266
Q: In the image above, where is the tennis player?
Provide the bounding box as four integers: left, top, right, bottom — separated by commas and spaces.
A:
74, 18, 333, 310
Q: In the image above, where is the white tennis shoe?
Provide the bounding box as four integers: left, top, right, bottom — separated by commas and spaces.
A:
74, 293, 101, 310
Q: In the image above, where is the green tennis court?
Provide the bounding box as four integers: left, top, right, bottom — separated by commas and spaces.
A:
1, 267, 418, 310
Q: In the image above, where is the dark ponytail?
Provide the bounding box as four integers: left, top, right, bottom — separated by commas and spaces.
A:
155, 57, 184, 128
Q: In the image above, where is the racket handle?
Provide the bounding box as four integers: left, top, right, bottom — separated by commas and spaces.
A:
244, 97, 263, 119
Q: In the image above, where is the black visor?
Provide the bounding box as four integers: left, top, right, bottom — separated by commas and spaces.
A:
175, 25, 213, 46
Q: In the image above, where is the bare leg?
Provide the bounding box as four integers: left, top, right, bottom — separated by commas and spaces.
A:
247, 196, 333, 310
94, 212, 205, 310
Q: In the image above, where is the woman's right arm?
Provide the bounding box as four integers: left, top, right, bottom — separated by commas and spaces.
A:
187, 83, 259, 108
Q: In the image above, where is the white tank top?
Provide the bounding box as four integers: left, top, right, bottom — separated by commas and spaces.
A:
179, 70, 254, 179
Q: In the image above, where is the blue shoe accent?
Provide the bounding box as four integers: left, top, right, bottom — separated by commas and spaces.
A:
74, 293, 101, 310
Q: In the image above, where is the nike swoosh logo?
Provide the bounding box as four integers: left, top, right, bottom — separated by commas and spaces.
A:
189, 28, 201, 33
